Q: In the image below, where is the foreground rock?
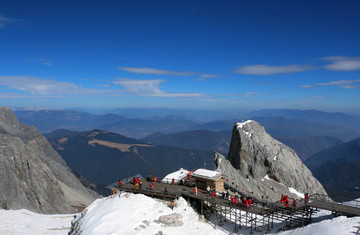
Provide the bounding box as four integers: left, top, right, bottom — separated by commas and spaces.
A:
0, 107, 98, 214
216, 120, 327, 202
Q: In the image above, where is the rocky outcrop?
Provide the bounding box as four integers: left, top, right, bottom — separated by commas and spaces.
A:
0, 107, 98, 214
215, 120, 327, 202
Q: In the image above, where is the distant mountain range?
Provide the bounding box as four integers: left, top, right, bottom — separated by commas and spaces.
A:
45, 129, 214, 195
142, 130, 232, 156
305, 137, 360, 200
274, 135, 343, 161
142, 130, 343, 161
15, 108, 360, 163
14, 108, 360, 142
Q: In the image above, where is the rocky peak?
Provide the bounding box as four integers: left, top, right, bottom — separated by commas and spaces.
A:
216, 120, 327, 201
0, 107, 98, 213
0, 107, 22, 137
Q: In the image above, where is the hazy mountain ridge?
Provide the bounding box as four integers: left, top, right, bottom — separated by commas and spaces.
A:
15, 108, 360, 141
142, 130, 232, 155
305, 137, 360, 200
247, 109, 360, 139
274, 135, 343, 161
46, 129, 214, 195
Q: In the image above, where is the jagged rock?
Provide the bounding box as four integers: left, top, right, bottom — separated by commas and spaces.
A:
0, 107, 98, 214
215, 120, 327, 202
158, 213, 183, 227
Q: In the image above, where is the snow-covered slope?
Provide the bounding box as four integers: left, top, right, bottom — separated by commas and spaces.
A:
0, 209, 73, 235
70, 193, 223, 235
1, 194, 360, 235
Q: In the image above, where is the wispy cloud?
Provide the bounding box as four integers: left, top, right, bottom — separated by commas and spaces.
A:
300, 78, 360, 89
0, 76, 81, 95
118, 67, 196, 76
40, 59, 53, 66
244, 92, 263, 97
317, 79, 360, 89
113, 78, 203, 97
234, 64, 315, 75
25, 58, 55, 66
200, 74, 217, 78
322, 56, 360, 71
0, 15, 18, 29
299, 84, 316, 88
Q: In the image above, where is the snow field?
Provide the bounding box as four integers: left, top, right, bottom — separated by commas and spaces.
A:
0, 208, 74, 235
78, 192, 226, 235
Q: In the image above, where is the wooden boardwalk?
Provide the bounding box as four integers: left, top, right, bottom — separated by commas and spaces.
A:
108, 180, 360, 234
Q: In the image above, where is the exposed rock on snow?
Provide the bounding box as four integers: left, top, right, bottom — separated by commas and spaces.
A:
215, 120, 327, 201
0, 107, 98, 214
158, 213, 183, 227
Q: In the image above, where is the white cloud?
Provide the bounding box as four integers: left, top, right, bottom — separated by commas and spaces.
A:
322, 56, 360, 71
118, 67, 196, 76
200, 74, 217, 78
299, 84, 316, 88
0, 76, 81, 95
113, 78, 203, 97
244, 92, 263, 97
300, 78, 360, 89
234, 64, 315, 75
0, 15, 17, 29
317, 79, 360, 89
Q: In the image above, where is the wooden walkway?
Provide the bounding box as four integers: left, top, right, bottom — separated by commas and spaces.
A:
108, 180, 360, 234
308, 194, 360, 217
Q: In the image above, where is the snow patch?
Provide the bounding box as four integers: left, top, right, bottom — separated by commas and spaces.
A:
235, 120, 254, 128
0, 208, 74, 235
289, 187, 304, 198
261, 175, 270, 182
162, 168, 189, 184
193, 168, 221, 178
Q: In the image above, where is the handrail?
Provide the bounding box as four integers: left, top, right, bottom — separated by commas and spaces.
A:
108, 183, 360, 216
309, 193, 360, 209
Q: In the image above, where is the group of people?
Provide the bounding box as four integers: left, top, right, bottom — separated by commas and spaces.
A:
146, 176, 157, 182
219, 190, 254, 208
281, 193, 309, 208
230, 194, 254, 208
281, 194, 291, 207
131, 177, 142, 186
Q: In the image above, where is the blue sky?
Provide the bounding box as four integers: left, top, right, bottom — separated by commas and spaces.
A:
1, 0, 360, 114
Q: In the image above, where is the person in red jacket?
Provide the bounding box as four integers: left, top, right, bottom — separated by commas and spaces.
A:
118, 179, 122, 188
241, 197, 246, 207
247, 198, 252, 208
235, 198, 239, 206
293, 199, 297, 208
305, 193, 309, 204
194, 186, 198, 195
285, 198, 289, 207
212, 191, 215, 199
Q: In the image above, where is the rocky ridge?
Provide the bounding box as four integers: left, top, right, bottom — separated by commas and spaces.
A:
0, 107, 98, 214
215, 120, 327, 202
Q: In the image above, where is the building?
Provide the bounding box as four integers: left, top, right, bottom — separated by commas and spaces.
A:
191, 169, 225, 192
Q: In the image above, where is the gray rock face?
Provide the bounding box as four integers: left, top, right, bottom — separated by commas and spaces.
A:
0, 107, 98, 214
215, 120, 327, 202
